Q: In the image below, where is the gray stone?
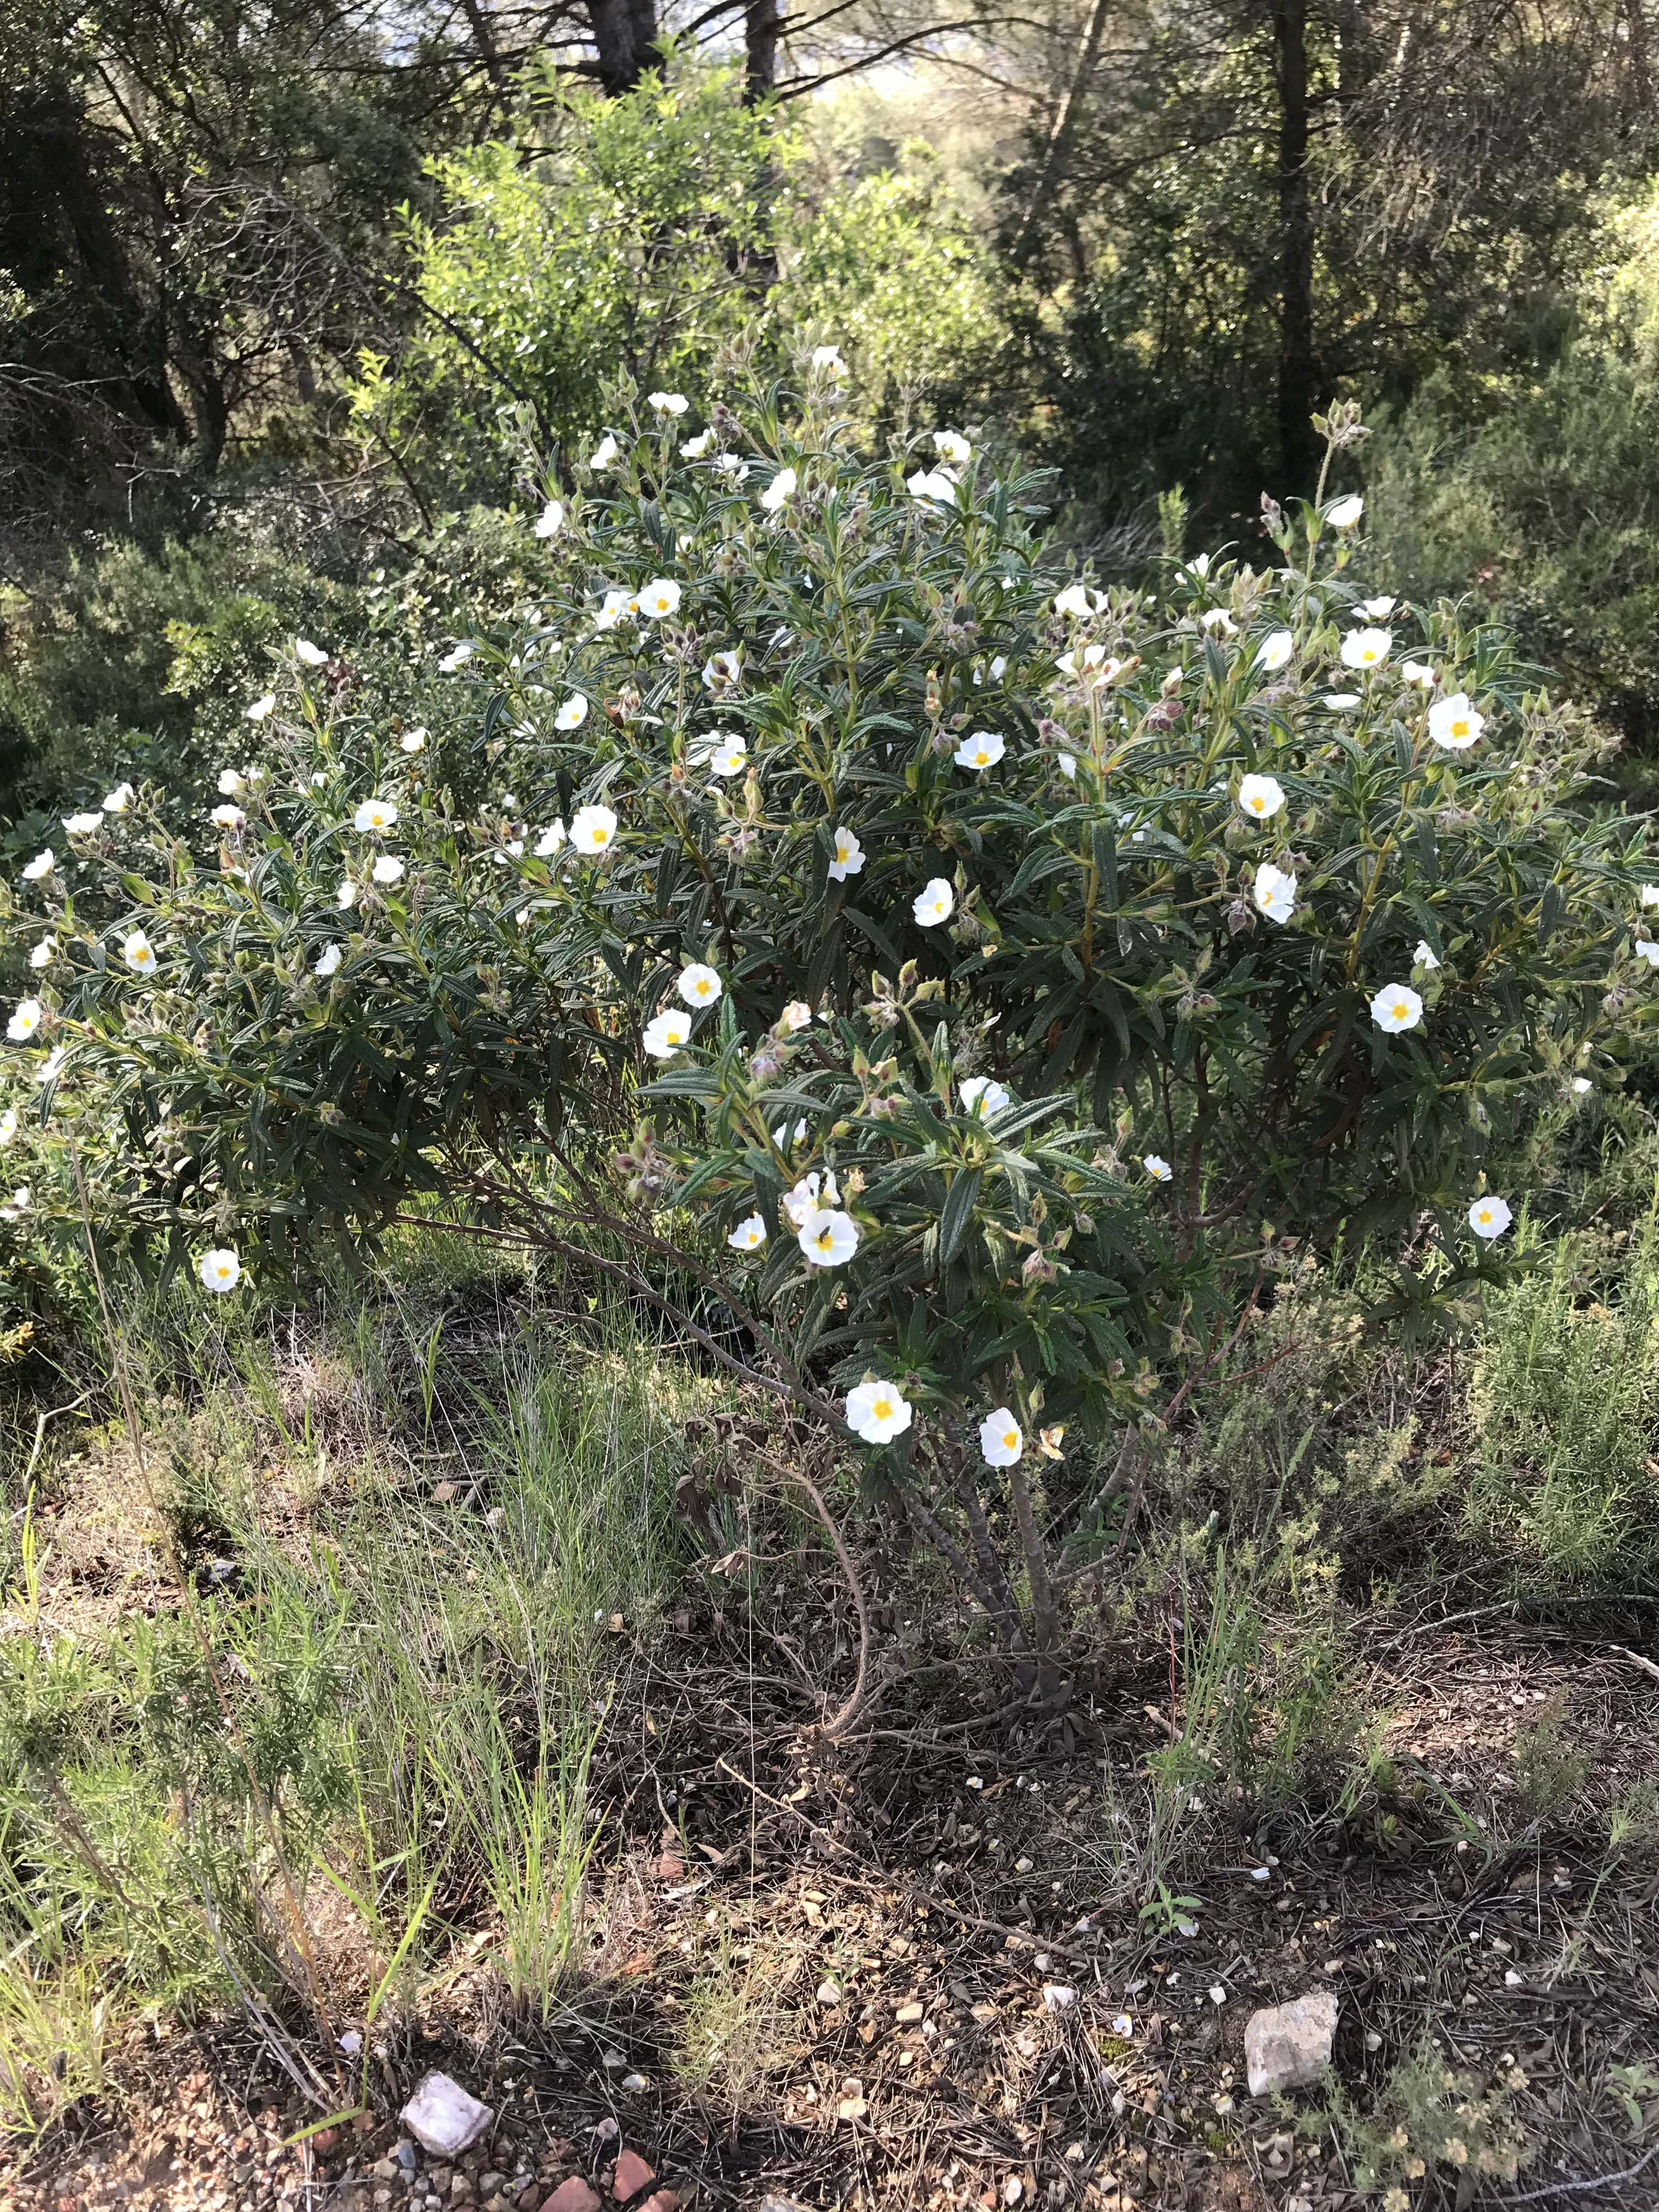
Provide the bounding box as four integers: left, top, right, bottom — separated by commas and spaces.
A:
400, 2075, 495, 2160
1244, 1993, 1339, 2097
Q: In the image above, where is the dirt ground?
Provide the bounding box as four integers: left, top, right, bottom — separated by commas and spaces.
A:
3, 1594, 1657, 2212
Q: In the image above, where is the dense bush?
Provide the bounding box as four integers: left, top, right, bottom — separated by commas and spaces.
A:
2, 374, 1650, 1653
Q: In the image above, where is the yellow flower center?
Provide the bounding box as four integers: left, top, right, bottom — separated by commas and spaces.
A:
1003, 1429, 1019, 1450
1250, 797, 1263, 811
1392, 1001, 1408, 1019
1477, 1209, 1491, 1224
1451, 719, 1469, 738
872, 1397, 892, 1420
815, 1228, 832, 1249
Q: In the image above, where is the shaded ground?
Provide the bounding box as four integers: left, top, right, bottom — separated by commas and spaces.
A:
3, 1593, 1657, 2212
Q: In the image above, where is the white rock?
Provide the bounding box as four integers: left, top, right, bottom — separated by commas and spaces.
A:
400, 2073, 494, 2158
1244, 1993, 1339, 2097
1041, 1983, 1077, 2012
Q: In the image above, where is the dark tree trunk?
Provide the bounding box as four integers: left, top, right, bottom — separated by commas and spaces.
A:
588, 0, 659, 93
743, 0, 782, 102
1270, 0, 1317, 494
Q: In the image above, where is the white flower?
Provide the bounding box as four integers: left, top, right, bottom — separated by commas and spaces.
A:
647, 391, 689, 415
702, 649, 742, 689
1325, 494, 1364, 528
218, 769, 246, 797
913, 877, 955, 927
1237, 774, 1285, 822
353, 797, 398, 833
211, 804, 245, 829
959, 1075, 1010, 1119
535, 821, 567, 857
1414, 938, 1441, 970
7, 1001, 42, 1042
1370, 983, 1424, 1033
1637, 939, 1659, 968
311, 771, 328, 788
1254, 629, 1294, 672
1642, 884, 1659, 908
759, 466, 797, 514
315, 943, 342, 977
571, 803, 618, 855
681, 430, 713, 458
1143, 1154, 1172, 1182
2, 1183, 30, 1217
636, 578, 681, 619
1187, 552, 1211, 579
1573, 1076, 1593, 1094
1053, 583, 1101, 619
780, 1000, 814, 1034
906, 467, 957, 503
782, 1172, 823, 1226
727, 1212, 767, 1251
643, 1008, 693, 1058
828, 826, 864, 882
848, 1379, 913, 1443
799, 1207, 859, 1268
199, 1248, 242, 1293
399, 728, 427, 753
0, 1109, 16, 1145
371, 855, 404, 885
21, 851, 53, 882
708, 734, 747, 777
1360, 595, 1396, 618
1468, 1195, 1513, 1240
590, 433, 619, 468
678, 962, 723, 1008
246, 693, 276, 723
953, 730, 1005, 772
934, 429, 971, 465
534, 498, 565, 539
1402, 659, 1436, 687
712, 454, 749, 481
1057, 753, 1077, 780
979, 1408, 1024, 1466
438, 642, 476, 674
811, 344, 846, 373
1428, 692, 1483, 751
594, 588, 631, 633
554, 692, 589, 733
32, 1048, 63, 1088
122, 929, 157, 975
61, 811, 101, 835
102, 783, 134, 812
28, 939, 52, 970
1056, 642, 1112, 677
1340, 627, 1391, 671
1253, 860, 1297, 925
294, 637, 329, 666
1323, 692, 1362, 710
337, 878, 358, 909
1199, 607, 1238, 637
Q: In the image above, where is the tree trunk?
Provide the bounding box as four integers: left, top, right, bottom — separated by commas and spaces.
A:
1011, 0, 1113, 269
1270, 0, 1317, 493
744, 0, 783, 102
588, 0, 658, 93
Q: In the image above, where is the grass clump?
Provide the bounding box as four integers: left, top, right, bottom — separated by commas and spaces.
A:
1464, 1232, 1659, 1590
1306, 2036, 1531, 2205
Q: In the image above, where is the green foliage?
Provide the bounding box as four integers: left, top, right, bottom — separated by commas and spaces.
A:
354, 57, 786, 496
1363, 335, 1659, 753
1464, 1227, 1659, 1589
779, 151, 1007, 428
1508, 1694, 1590, 1819
1307, 2035, 1530, 2203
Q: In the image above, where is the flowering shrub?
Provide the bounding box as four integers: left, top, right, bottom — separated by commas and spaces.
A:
3, 374, 1651, 1660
